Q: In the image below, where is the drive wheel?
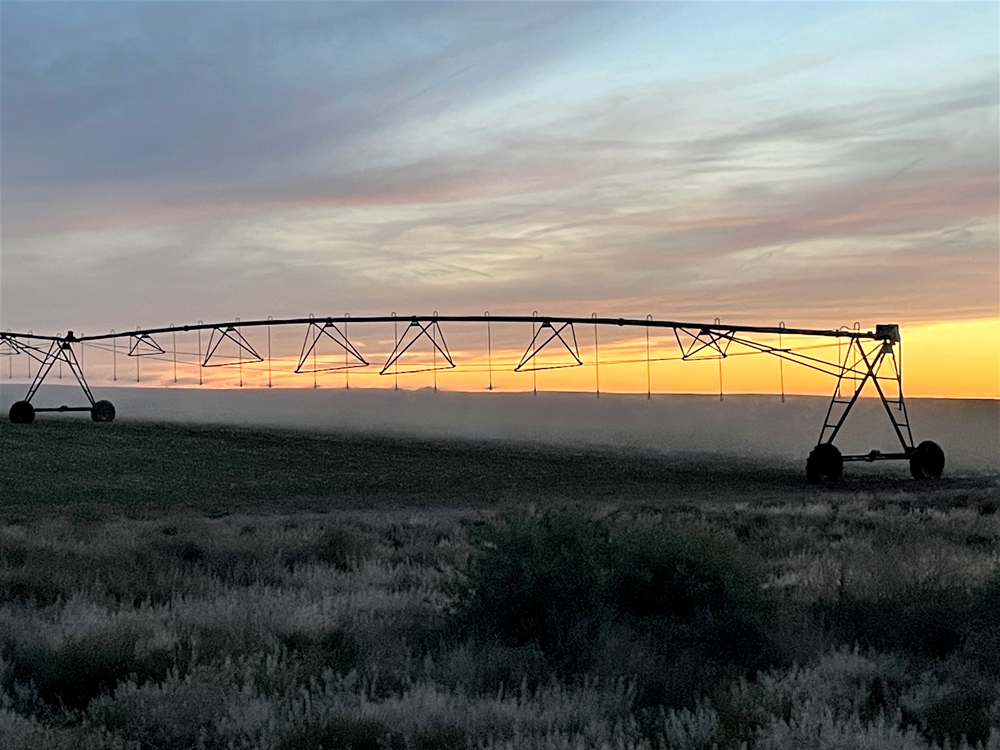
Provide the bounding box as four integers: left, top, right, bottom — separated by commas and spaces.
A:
9, 401, 35, 424
806, 443, 843, 483
91, 400, 116, 423
910, 440, 944, 479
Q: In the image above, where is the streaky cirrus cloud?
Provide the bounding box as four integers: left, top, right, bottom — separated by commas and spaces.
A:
2, 1, 996, 338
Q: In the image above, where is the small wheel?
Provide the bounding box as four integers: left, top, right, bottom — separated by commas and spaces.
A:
9, 401, 35, 424
91, 400, 116, 423
807, 443, 843, 483
910, 440, 944, 479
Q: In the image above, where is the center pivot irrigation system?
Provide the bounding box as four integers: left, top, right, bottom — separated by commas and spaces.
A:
1, 314, 945, 482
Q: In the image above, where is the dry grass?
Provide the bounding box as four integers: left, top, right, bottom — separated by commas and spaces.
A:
0, 490, 996, 747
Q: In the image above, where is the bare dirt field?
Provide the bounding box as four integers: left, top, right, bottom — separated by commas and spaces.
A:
1, 409, 997, 522
3, 385, 998, 466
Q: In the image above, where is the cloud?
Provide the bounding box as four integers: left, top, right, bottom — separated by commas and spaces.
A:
1, 2, 631, 186
2, 2, 996, 338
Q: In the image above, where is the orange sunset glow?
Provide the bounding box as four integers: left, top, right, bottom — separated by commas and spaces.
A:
8, 316, 992, 400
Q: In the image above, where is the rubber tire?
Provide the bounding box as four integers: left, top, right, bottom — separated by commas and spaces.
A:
806, 443, 843, 483
9, 401, 35, 424
910, 440, 945, 479
91, 400, 116, 423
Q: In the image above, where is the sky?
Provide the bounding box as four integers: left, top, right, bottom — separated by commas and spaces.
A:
1, 1, 998, 397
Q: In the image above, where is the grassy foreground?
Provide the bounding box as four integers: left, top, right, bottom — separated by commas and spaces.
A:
2, 420, 1000, 748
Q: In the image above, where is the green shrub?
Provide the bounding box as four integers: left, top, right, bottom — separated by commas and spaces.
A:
821, 590, 968, 658
970, 574, 1000, 627
8, 625, 173, 710
166, 541, 205, 566
0, 570, 65, 606
0, 539, 30, 568
453, 509, 776, 692
606, 521, 771, 649
619, 622, 737, 710
455, 511, 610, 655
921, 691, 991, 747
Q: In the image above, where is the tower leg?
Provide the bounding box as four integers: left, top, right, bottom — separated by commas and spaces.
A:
8, 336, 115, 423
808, 335, 917, 479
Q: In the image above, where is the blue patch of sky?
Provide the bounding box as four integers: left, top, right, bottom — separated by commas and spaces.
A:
3, 2, 995, 183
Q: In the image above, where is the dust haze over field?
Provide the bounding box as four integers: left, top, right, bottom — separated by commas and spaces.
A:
2, 383, 997, 474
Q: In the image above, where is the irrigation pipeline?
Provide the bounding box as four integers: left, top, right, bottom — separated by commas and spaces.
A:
0, 315, 945, 482
5, 314, 888, 343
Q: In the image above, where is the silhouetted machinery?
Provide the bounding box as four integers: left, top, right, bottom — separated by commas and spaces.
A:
2, 315, 943, 481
